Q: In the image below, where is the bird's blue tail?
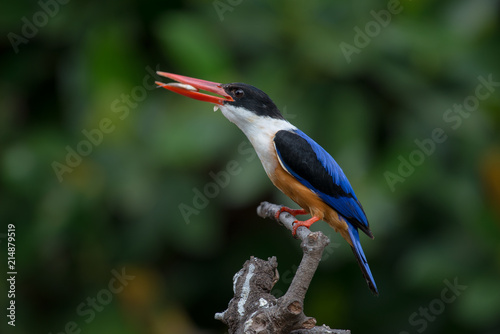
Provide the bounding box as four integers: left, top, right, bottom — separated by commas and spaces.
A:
347, 224, 379, 295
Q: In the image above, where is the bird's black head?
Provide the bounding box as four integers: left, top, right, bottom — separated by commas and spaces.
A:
222, 83, 285, 120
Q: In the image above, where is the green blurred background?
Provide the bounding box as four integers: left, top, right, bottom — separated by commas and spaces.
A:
2, 0, 500, 333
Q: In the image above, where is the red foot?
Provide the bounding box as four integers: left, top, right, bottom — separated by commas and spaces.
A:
274, 207, 307, 220
292, 216, 321, 236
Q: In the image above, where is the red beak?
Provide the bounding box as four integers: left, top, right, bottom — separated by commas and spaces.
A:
155, 72, 234, 105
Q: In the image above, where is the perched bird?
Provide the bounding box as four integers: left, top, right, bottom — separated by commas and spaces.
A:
156, 72, 378, 295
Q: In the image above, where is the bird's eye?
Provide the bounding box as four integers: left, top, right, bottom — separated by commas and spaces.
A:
233, 89, 244, 98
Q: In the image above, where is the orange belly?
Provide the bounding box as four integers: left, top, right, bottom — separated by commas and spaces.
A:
269, 164, 352, 245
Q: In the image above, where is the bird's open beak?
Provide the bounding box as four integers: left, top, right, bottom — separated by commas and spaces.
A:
155, 72, 234, 105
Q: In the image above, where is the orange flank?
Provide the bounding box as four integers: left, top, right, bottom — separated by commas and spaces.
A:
269, 162, 352, 245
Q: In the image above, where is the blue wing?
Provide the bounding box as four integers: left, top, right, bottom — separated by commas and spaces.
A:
274, 129, 378, 295
273, 129, 372, 237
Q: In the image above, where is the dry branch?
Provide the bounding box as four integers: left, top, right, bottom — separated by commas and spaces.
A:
215, 201, 350, 334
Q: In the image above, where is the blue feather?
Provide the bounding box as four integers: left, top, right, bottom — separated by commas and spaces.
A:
348, 224, 378, 295
273, 129, 378, 294
287, 129, 369, 231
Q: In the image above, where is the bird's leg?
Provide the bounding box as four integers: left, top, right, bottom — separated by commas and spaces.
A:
275, 207, 321, 236
274, 207, 308, 220
292, 216, 321, 236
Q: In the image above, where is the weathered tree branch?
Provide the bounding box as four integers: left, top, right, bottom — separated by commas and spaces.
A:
215, 201, 350, 334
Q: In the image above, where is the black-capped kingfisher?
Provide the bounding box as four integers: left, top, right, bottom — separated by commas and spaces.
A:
155, 72, 378, 295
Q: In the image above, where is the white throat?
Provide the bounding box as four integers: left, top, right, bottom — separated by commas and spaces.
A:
218, 104, 296, 176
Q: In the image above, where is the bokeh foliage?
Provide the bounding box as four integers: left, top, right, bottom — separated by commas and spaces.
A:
1, 0, 500, 333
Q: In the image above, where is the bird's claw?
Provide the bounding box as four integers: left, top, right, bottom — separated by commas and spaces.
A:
291, 220, 301, 237
291, 216, 321, 237
274, 207, 307, 221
